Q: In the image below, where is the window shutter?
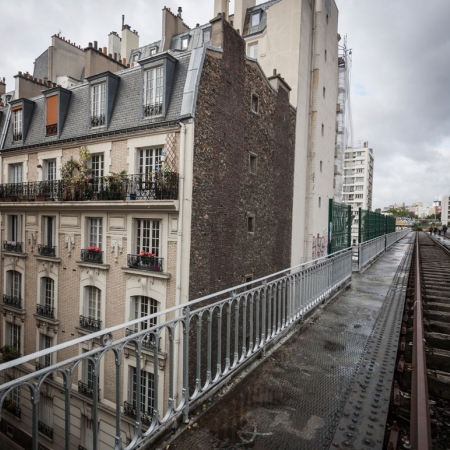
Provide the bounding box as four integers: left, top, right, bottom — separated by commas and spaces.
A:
46, 95, 58, 126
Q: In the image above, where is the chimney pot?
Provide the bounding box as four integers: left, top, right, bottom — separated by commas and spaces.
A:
114, 52, 117, 60
122, 57, 126, 65
38, 78, 42, 83
18, 71, 22, 76
88, 42, 93, 47
94, 41, 98, 49
273, 69, 277, 75
108, 53, 112, 58
103, 47, 107, 54
131, 62, 134, 68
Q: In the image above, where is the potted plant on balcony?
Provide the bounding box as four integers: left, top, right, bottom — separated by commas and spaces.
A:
1, 345, 21, 361
36, 180, 51, 201
139, 250, 155, 265
61, 147, 93, 200
105, 170, 127, 200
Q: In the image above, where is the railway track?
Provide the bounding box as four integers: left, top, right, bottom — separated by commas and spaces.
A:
390, 232, 450, 449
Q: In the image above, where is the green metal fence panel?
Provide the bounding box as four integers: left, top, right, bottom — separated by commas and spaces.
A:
358, 208, 396, 243
328, 199, 352, 254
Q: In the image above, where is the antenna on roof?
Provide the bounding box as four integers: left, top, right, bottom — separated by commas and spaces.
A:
122, 15, 125, 28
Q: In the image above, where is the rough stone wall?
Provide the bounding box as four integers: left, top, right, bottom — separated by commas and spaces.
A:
189, 19, 296, 301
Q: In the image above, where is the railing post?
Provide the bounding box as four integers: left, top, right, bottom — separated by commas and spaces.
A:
182, 305, 190, 424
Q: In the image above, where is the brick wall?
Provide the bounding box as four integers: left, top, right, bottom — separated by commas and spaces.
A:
189, 19, 296, 301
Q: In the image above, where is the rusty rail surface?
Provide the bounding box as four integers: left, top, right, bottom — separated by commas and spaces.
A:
410, 233, 432, 449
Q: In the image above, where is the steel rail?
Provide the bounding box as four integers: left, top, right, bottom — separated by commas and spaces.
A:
410, 232, 431, 449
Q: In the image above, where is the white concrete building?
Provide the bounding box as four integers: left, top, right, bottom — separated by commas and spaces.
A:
441, 197, 450, 224
341, 142, 374, 243
219, 0, 340, 261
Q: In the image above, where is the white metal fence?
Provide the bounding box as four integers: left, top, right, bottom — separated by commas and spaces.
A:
357, 229, 410, 272
0, 248, 352, 450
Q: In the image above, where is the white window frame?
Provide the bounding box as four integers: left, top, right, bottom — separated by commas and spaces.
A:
6, 322, 21, 352
39, 334, 53, 367
13, 109, 22, 140
9, 163, 23, 183
84, 286, 101, 321
248, 42, 258, 59
39, 394, 54, 428
129, 296, 158, 331
42, 215, 56, 247
7, 214, 21, 242
45, 159, 57, 181
250, 11, 261, 27
137, 147, 163, 177
143, 67, 163, 114
181, 36, 189, 50
90, 153, 104, 178
41, 277, 55, 310
90, 83, 106, 126
135, 219, 161, 256
129, 366, 155, 415
6, 270, 22, 300
87, 217, 103, 249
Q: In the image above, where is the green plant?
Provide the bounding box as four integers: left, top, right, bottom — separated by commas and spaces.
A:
1, 344, 21, 361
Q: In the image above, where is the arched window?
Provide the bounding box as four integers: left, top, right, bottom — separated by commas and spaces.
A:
80, 286, 102, 332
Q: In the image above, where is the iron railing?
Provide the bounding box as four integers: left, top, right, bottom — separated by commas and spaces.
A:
3, 241, 23, 252
143, 102, 163, 117
0, 173, 179, 202
2, 402, 21, 419
13, 132, 22, 142
3, 294, 22, 309
36, 303, 55, 318
90, 114, 105, 127
0, 249, 352, 450
81, 249, 104, 264
38, 244, 56, 257
78, 380, 99, 399
46, 124, 57, 136
35, 361, 51, 371
127, 254, 163, 272
79, 315, 102, 332
327, 199, 352, 254
38, 421, 54, 439
357, 229, 410, 272
125, 328, 158, 349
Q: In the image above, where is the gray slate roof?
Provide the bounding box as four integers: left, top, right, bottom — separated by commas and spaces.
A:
1, 51, 192, 152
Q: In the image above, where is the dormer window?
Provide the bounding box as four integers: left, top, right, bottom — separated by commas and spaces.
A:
143, 67, 163, 117
149, 47, 156, 56
181, 37, 189, 50
12, 108, 22, 142
46, 94, 58, 136
250, 11, 261, 28
90, 83, 106, 127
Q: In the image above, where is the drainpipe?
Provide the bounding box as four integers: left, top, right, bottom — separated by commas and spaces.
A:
174, 120, 186, 408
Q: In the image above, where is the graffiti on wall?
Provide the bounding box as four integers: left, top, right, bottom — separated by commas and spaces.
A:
312, 234, 328, 259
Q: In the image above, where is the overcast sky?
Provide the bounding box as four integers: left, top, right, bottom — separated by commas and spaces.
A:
1, 0, 449, 210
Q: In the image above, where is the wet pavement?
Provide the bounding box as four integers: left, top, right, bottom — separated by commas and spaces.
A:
165, 235, 414, 450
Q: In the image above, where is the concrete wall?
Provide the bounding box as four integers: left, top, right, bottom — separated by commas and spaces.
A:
84, 47, 126, 78
48, 35, 85, 83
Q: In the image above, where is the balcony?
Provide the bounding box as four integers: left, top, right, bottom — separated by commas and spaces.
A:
3, 241, 23, 253
38, 244, 56, 257
3, 294, 22, 309
127, 254, 163, 272
36, 303, 55, 318
46, 123, 57, 136
78, 380, 100, 400
35, 361, 51, 371
0, 173, 178, 202
143, 102, 162, 117
90, 114, 105, 127
80, 249, 103, 264
79, 315, 101, 332
12, 132, 22, 142
123, 401, 152, 425
2, 401, 21, 419
38, 421, 54, 439
125, 327, 159, 350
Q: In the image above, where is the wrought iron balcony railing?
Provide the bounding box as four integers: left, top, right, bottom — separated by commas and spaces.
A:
3, 294, 22, 309
0, 173, 178, 202
125, 327, 159, 350
35, 360, 51, 371
90, 114, 105, 127
79, 315, 102, 332
38, 421, 54, 439
2, 402, 21, 419
81, 249, 103, 264
3, 241, 23, 252
127, 254, 163, 272
36, 303, 55, 318
46, 123, 57, 136
13, 132, 22, 142
123, 401, 152, 425
79, 446, 89, 450
143, 102, 162, 117
78, 380, 100, 400
38, 244, 56, 257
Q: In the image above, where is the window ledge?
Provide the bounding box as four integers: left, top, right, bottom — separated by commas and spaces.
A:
121, 267, 171, 279
34, 314, 59, 328
33, 255, 61, 263
1, 304, 26, 317
75, 261, 110, 270
2, 251, 27, 258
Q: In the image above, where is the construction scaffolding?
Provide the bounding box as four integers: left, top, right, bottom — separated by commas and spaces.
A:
334, 36, 353, 202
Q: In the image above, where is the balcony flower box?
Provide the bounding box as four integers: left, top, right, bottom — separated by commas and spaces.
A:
81, 247, 103, 264
1, 345, 21, 362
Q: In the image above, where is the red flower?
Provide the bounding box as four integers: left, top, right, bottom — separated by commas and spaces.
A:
88, 246, 100, 252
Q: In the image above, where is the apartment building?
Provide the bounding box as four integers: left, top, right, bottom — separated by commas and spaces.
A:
0, 10, 295, 448
341, 142, 374, 243
220, 0, 340, 261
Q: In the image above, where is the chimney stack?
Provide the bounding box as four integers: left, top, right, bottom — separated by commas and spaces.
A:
0, 77, 6, 96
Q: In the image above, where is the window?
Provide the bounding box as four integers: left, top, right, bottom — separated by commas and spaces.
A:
181, 36, 189, 50
356, 168, 364, 173
88, 218, 103, 249
128, 297, 159, 347
9, 163, 23, 183
355, 185, 363, 191
45, 159, 57, 181
38, 335, 53, 368
149, 47, 157, 56
90, 83, 106, 127
249, 153, 257, 174
248, 42, 258, 59
38, 277, 55, 318
6, 323, 21, 352
46, 94, 58, 136
82, 416, 94, 450
251, 93, 259, 113
79, 356, 96, 398
38, 395, 54, 439
138, 147, 163, 176
7, 215, 21, 243
203, 29, 211, 43
12, 108, 22, 141
5, 271, 22, 307
355, 177, 364, 182
5, 375, 20, 417
135, 219, 160, 256
250, 11, 261, 28
143, 67, 163, 117
40, 216, 56, 257
129, 367, 155, 417
81, 286, 102, 331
